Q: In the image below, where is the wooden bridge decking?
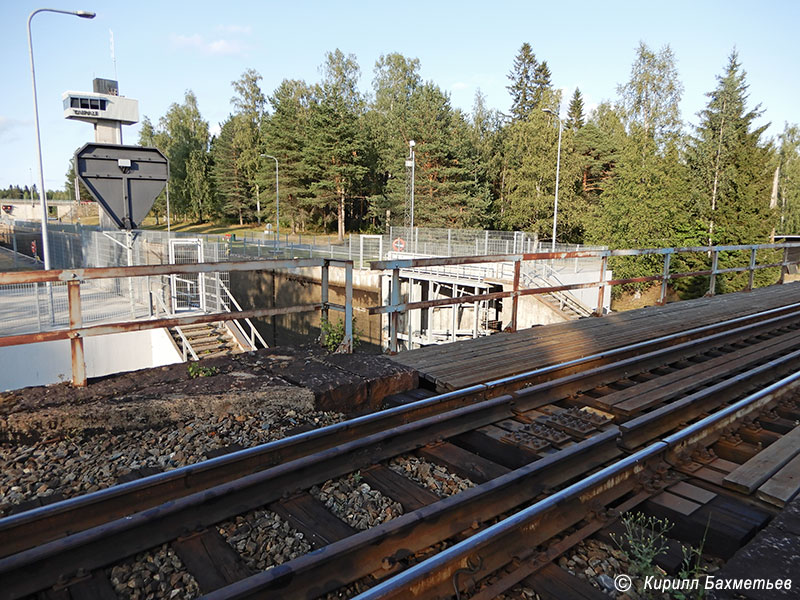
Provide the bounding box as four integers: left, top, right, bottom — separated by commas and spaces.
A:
391, 282, 800, 392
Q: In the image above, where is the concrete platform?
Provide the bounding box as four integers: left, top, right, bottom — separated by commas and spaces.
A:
0, 345, 417, 443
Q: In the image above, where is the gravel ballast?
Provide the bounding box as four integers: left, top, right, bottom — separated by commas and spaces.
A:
0, 402, 343, 516
311, 473, 404, 530
217, 509, 312, 571
388, 454, 475, 497
107, 544, 200, 600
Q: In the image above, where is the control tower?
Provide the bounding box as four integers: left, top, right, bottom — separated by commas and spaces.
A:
62, 78, 138, 144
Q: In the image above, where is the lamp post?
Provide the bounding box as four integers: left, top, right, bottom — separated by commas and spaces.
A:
260, 154, 279, 243
28, 8, 95, 270
542, 108, 562, 252
405, 140, 416, 248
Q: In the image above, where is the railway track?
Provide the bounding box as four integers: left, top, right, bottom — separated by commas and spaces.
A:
3, 303, 800, 599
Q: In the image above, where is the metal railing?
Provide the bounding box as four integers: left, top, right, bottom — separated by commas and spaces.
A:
370, 242, 800, 353
0, 257, 353, 387
219, 280, 269, 350
522, 264, 594, 318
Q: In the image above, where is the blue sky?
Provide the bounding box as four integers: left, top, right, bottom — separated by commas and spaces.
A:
1, 0, 798, 192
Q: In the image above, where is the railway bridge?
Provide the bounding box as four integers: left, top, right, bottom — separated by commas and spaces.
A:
0, 243, 800, 599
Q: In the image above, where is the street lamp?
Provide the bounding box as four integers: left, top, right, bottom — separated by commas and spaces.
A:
28, 8, 95, 270
260, 154, 279, 243
405, 140, 416, 239
542, 108, 562, 252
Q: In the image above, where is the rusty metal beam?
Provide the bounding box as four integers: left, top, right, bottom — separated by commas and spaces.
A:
67, 281, 86, 387
0, 304, 322, 349
370, 243, 800, 272
0, 257, 329, 286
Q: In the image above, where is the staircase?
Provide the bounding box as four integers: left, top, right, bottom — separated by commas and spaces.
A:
170, 322, 243, 361
521, 268, 595, 321
535, 292, 586, 321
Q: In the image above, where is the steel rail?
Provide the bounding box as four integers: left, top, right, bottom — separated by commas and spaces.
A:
370, 266, 794, 316
2, 328, 799, 598
353, 369, 800, 600
199, 357, 800, 599
0, 257, 354, 384
2, 302, 800, 559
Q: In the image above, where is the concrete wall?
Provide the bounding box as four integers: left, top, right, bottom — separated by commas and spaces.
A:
0, 328, 182, 392
2, 201, 73, 222
229, 267, 383, 351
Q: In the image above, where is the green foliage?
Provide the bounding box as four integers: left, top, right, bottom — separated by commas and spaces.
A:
611, 512, 673, 579
187, 363, 219, 378
617, 42, 684, 146
305, 49, 368, 240
115, 42, 795, 266
687, 51, 775, 250
264, 79, 315, 231
320, 316, 361, 352
613, 511, 712, 599
565, 88, 585, 131
212, 116, 251, 224
778, 124, 800, 233
139, 91, 210, 223
506, 43, 553, 121
675, 527, 710, 599
587, 43, 696, 290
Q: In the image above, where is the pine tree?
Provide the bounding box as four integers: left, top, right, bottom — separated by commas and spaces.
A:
305, 49, 368, 241
502, 87, 588, 240
507, 43, 539, 121
467, 89, 503, 228
777, 124, 800, 233
211, 116, 250, 225
532, 60, 553, 109
140, 92, 210, 221
588, 43, 692, 286
230, 69, 267, 223
565, 88, 585, 130
264, 79, 314, 232
367, 53, 423, 228
686, 51, 775, 291
185, 149, 212, 222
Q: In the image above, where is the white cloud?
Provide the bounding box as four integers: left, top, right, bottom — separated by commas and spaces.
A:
216, 25, 253, 35
209, 122, 222, 137
0, 117, 29, 141
207, 39, 247, 56
170, 33, 204, 49
169, 32, 248, 56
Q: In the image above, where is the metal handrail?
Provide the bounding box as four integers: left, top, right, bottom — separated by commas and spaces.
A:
217, 279, 269, 350
523, 265, 594, 318
153, 288, 199, 361
0, 257, 354, 386
371, 242, 800, 353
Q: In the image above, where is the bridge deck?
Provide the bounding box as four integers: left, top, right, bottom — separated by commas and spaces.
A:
392, 282, 800, 392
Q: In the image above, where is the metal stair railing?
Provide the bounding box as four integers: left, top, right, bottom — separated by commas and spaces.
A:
154, 291, 199, 361
522, 263, 595, 318
217, 280, 269, 351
